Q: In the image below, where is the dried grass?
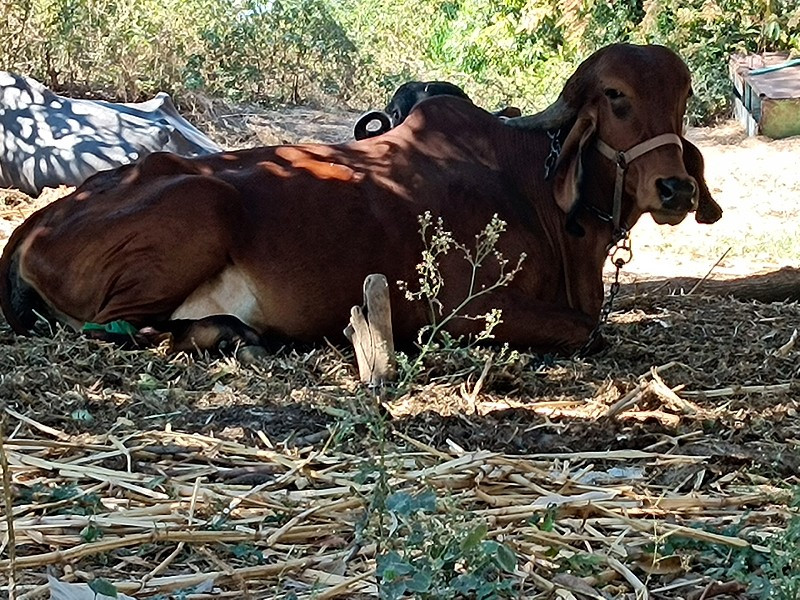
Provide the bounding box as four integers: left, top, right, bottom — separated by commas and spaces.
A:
0, 405, 792, 599
0, 286, 798, 598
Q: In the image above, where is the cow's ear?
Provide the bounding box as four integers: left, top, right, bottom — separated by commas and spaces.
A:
552, 106, 597, 215
682, 138, 722, 224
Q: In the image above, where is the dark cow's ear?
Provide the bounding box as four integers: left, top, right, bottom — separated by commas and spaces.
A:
552, 106, 597, 215
354, 110, 392, 140
683, 138, 722, 224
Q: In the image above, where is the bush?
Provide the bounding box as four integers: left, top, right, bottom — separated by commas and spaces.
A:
0, 0, 361, 104
0, 0, 797, 121
634, 0, 800, 124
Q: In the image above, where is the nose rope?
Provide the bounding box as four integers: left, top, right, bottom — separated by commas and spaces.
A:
595, 133, 683, 238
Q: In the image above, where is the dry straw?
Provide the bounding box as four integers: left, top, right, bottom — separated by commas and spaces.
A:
0, 401, 792, 598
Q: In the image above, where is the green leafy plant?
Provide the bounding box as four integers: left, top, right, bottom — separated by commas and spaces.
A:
374, 490, 518, 599
761, 500, 800, 599
81, 521, 104, 543
89, 578, 118, 598
396, 212, 525, 389
228, 542, 266, 564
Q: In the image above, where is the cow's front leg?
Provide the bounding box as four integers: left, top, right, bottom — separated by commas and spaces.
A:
441, 290, 600, 355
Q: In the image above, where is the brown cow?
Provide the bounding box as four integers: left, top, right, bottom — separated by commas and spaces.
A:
0, 44, 722, 355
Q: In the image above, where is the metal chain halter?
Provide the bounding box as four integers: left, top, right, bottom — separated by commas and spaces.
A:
542, 127, 684, 356
544, 129, 562, 180
577, 232, 633, 357
571, 132, 681, 357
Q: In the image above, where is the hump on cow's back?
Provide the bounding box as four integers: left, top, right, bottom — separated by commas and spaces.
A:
399, 95, 498, 134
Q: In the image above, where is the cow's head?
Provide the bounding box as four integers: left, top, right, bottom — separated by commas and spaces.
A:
507, 44, 722, 227
387, 81, 472, 127
354, 81, 472, 141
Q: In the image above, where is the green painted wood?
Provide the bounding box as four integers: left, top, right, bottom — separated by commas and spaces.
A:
761, 98, 800, 139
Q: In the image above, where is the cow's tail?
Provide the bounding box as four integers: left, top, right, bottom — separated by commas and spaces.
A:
0, 217, 55, 335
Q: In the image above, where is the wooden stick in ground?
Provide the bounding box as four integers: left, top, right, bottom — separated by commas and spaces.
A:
344, 273, 396, 386
687, 246, 731, 296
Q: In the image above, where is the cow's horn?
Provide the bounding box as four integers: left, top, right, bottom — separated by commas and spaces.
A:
504, 97, 576, 130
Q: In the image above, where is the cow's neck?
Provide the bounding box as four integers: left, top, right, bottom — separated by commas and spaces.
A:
499, 128, 640, 320
558, 147, 642, 320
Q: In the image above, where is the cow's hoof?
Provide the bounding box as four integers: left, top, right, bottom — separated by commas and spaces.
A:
237, 344, 268, 364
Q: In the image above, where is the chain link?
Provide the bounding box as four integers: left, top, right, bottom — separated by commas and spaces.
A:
544, 129, 562, 180
542, 125, 633, 357
577, 232, 632, 357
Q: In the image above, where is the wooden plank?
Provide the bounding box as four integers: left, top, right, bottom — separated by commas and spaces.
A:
343, 273, 396, 387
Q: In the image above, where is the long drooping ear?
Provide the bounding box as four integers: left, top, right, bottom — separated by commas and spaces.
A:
682, 138, 722, 223
552, 106, 597, 215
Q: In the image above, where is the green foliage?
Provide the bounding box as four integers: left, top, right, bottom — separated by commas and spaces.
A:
0, 0, 360, 103
633, 0, 794, 123
1, 0, 797, 120
20, 483, 106, 516
421, 0, 575, 109
228, 541, 266, 564
642, 502, 800, 599
185, 0, 359, 103
529, 504, 557, 532
761, 501, 800, 600
81, 521, 104, 543
89, 578, 118, 598
374, 490, 517, 599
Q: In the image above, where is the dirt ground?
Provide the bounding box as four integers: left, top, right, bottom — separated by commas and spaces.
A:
1, 106, 799, 599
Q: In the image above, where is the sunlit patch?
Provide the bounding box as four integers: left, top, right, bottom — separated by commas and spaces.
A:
274, 146, 362, 182
258, 160, 292, 178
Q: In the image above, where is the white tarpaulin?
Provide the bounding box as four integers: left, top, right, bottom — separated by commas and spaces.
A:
0, 71, 222, 196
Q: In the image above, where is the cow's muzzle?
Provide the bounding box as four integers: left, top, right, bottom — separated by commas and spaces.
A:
595, 133, 684, 236
656, 176, 697, 213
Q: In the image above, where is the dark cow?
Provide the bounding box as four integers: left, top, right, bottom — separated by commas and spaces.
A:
0, 44, 722, 355
0, 71, 221, 196
353, 80, 521, 140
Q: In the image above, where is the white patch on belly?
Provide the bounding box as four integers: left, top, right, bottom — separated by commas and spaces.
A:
171, 266, 267, 329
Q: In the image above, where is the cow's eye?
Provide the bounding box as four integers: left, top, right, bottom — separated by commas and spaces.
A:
604, 88, 624, 100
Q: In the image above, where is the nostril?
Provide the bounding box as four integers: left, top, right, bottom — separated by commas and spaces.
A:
657, 177, 697, 208
656, 178, 674, 201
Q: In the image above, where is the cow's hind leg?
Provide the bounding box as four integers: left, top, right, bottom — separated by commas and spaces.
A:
84, 315, 267, 361
143, 315, 267, 361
